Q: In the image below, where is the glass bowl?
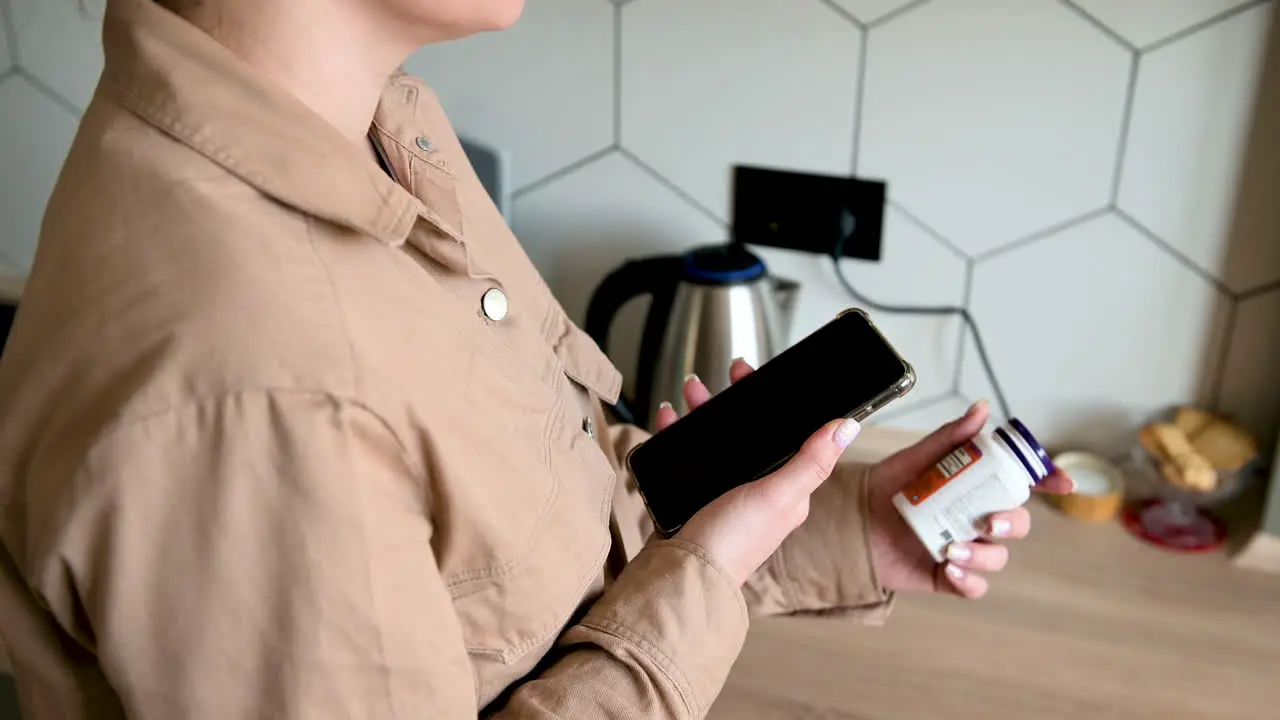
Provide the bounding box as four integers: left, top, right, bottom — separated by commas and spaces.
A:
1118, 408, 1260, 552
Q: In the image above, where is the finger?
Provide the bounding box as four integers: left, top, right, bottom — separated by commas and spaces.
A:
944, 542, 1009, 572
766, 418, 861, 495
984, 508, 1031, 540
941, 563, 990, 599
880, 400, 991, 477
1034, 470, 1077, 495
682, 374, 713, 411
729, 358, 755, 384
654, 401, 678, 432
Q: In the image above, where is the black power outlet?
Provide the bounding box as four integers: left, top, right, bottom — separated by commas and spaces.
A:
730, 165, 885, 261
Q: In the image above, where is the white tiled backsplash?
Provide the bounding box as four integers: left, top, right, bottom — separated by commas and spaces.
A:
1, 0, 1277, 457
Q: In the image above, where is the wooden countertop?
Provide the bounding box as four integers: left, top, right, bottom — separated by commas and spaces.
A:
713, 436, 1280, 719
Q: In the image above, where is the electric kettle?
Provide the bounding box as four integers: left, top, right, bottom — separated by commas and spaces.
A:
585, 243, 798, 430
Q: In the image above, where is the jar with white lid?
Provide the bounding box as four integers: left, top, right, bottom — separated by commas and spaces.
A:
893, 418, 1054, 562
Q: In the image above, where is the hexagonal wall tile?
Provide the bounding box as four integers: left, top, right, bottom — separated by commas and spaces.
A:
877, 394, 973, 433
830, 0, 920, 25
404, 0, 612, 192
621, 0, 861, 220
753, 203, 967, 403
1073, 0, 1258, 48
11, 0, 103, 111
511, 151, 725, 391
960, 214, 1231, 455
1216, 288, 1280, 459
0, 76, 79, 272
1117, 1, 1276, 294
858, 0, 1130, 257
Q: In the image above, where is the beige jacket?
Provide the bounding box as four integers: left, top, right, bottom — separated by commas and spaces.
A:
0, 0, 891, 717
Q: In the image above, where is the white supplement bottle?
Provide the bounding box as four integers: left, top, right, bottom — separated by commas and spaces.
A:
893, 418, 1054, 562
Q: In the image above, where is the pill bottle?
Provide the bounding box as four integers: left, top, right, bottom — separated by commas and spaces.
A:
893, 418, 1055, 562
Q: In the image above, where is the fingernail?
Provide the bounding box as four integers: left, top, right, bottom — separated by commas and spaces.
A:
989, 518, 1012, 537
945, 564, 966, 581
658, 401, 673, 410
968, 399, 989, 416
834, 418, 861, 449
946, 544, 972, 562
731, 356, 745, 366
684, 373, 700, 385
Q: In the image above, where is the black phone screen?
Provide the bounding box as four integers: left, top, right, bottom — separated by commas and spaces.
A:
627, 310, 912, 534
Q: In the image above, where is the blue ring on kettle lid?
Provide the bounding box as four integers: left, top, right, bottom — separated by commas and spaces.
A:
682, 245, 767, 286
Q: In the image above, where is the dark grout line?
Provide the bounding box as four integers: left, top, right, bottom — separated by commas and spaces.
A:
510, 146, 615, 201
887, 200, 970, 262
1057, 0, 1138, 51
952, 260, 974, 394
15, 68, 82, 118
1113, 208, 1233, 296
974, 207, 1109, 264
866, 0, 936, 29
1, 0, 20, 68
850, 27, 869, 173
1109, 52, 1140, 204
815, 0, 866, 29
1239, 277, 1280, 301
617, 147, 729, 229
1142, 0, 1272, 53
612, 2, 622, 146
1208, 299, 1239, 411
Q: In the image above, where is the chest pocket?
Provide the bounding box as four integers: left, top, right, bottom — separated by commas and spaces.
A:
450, 312, 623, 667
555, 315, 623, 441
548, 316, 622, 536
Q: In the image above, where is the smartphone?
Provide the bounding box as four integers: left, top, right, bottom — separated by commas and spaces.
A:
626, 309, 915, 537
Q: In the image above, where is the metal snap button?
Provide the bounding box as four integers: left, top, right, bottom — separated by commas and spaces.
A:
481, 287, 508, 322
415, 136, 434, 152
582, 416, 595, 438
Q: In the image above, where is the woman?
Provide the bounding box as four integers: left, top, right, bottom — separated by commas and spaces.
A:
0, 0, 1072, 717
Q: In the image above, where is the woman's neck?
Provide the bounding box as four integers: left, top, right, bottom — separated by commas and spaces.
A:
184, 0, 415, 144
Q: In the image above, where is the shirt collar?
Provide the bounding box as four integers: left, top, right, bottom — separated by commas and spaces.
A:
101, 0, 461, 246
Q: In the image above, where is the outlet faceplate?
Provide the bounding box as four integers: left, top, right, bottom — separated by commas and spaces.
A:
730, 165, 885, 261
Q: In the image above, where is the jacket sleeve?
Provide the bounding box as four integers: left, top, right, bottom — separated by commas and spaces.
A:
35, 391, 746, 719
741, 462, 894, 621
601, 422, 894, 622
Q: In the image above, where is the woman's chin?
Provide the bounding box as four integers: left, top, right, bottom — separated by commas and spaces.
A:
483, 0, 526, 31
397, 0, 527, 42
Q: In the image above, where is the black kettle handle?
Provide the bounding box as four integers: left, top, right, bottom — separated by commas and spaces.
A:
585, 256, 684, 427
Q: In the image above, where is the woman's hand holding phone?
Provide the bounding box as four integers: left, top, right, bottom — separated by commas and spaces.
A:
656, 361, 861, 585
658, 361, 1076, 597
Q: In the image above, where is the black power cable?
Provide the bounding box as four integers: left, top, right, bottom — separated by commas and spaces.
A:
830, 235, 1013, 421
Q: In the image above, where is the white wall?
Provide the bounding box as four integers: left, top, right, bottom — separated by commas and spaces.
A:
1, 0, 1277, 457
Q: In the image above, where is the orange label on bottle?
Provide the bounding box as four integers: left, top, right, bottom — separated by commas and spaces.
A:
902, 441, 984, 506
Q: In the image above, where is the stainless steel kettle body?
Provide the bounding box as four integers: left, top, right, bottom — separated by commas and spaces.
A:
585, 244, 797, 430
